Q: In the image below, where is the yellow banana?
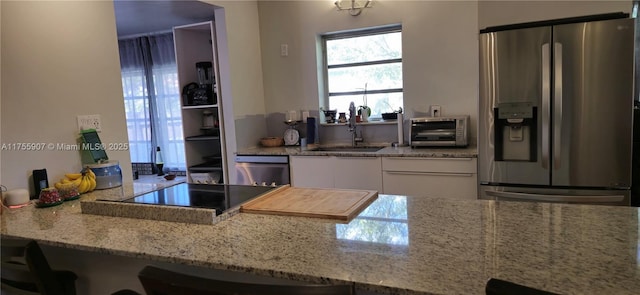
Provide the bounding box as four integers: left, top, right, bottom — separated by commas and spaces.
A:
55, 179, 76, 191
77, 176, 90, 194
80, 168, 97, 192
82, 175, 92, 193
71, 177, 83, 191
65, 173, 82, 180
87, 176, 97, 191
71, 178, 81, 188
62, 178, 71, 184
86, 168, 96, 180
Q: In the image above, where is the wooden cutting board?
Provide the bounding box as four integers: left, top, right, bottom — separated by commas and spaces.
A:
240, 185, 378, 222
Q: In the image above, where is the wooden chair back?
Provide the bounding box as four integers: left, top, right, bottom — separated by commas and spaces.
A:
1, 238, 77, 295
1, 238, 40, 294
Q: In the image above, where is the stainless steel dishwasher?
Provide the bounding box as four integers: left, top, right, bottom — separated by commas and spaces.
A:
235, 155, 290, 186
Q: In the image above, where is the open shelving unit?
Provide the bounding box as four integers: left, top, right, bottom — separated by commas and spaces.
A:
174, 21, 227, 184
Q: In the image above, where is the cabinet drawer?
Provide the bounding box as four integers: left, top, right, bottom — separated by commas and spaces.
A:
382, 157, 477, 173
382, 171, 478, 199
290, 156, 382, 191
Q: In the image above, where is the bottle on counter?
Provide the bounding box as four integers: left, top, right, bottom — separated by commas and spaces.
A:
156, 146, 165, 176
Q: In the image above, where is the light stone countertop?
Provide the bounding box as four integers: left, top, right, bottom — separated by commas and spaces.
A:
236, 144, 477, 158
2, 187, 639, 295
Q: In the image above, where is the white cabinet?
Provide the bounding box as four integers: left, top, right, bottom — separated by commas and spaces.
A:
174, 21, 228, 184
333, 157, 382, 191
289, 156, 333, 188
290, 156, 382, 191
291, 155, 477, 198
382, 157, 477, 199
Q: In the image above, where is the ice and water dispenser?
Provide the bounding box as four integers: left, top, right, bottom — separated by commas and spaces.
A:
494, 102, 537, 162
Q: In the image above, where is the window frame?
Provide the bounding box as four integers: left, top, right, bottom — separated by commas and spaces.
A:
321, 24, 403, 119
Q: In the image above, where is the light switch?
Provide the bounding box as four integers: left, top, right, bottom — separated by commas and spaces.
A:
280, 44, 288, 57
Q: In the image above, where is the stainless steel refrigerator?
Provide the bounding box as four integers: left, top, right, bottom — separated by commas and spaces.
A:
478, 13, 635, 205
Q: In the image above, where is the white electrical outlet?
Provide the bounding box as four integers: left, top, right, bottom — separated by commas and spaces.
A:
280, 44, 288, 57
430, 105, 441, 117
77, 114, 102, 132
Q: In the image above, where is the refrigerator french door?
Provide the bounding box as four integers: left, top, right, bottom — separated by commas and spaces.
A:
478, 15, 635, 205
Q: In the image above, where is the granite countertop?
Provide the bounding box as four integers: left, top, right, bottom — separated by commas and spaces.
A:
237, 144, 477, 158
2, 187, 638, 295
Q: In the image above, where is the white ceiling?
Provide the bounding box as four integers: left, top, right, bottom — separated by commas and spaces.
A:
114, 0, 218, 38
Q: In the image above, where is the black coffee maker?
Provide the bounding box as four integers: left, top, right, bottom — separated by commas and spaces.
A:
183, 61, 216, 106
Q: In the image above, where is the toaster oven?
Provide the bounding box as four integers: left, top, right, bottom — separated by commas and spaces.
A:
410, 116, 469, 147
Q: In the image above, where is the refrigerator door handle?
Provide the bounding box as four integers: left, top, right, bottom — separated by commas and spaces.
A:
553, 42, 563, 170
541, 43, 551, 170
485, 190, 624, 203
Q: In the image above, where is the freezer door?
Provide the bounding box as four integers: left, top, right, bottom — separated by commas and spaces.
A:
552, 18, 634, 189
479, 27, 552, 186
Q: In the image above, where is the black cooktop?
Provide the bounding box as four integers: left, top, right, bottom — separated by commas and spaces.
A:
122, 183, 277, 215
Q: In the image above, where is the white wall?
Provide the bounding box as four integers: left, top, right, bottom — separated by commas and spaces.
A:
204, 0, 268, 151
1, 1, 132, 192
206, 1, 266, 118
258, 0, 480, 138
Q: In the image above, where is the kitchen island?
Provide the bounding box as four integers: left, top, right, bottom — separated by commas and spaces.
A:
1, 184, 638, 295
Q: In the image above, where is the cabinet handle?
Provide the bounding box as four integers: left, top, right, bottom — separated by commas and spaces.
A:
386, 157, 473, 161
335, 156, 377, 159
385, 171, 474, 177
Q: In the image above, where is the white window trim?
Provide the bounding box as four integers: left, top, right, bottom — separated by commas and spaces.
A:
320, 24, 403, 119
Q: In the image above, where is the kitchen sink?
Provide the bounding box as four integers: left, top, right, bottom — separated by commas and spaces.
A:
309, 146, 385, 153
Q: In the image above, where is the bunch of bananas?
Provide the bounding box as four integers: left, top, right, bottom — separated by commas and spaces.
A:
54, 168, 97, 194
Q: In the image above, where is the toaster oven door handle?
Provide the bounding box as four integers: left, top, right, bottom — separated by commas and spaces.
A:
411, 118, 456, 123
385, 171, 474, 177
416, 131, 456, 137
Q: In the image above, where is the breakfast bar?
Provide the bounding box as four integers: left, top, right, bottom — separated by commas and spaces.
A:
1, 184, 639, 295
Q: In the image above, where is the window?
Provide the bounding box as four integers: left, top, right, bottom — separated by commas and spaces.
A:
322, 25, 403, 119
121, 68, 152, 162
119, 33, 186, 172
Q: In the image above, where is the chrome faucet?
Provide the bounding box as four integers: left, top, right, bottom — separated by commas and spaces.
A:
348, 102, 363, 146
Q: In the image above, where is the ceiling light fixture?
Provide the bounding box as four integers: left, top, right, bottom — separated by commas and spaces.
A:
334, 0, 372, 16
